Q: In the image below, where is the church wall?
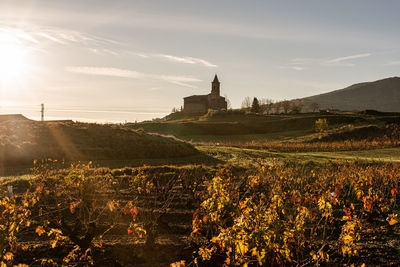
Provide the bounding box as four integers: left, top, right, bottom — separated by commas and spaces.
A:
183, 103, 208, 113
208, 95, 227, 110
182, 75, 226, 113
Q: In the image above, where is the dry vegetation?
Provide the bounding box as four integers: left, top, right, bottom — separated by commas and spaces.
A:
201, 124, 400, 153
0, 121, 199, 166
204, 138, 400, 153
190, 162, 400, 266
1, 113, 400, 266
1, 159, 400, 266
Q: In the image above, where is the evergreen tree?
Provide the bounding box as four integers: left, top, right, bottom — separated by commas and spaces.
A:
251, 97, 260, 113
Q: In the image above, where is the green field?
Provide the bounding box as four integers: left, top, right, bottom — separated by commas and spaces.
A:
198, 145, 400, 164
131, 111, 400, 143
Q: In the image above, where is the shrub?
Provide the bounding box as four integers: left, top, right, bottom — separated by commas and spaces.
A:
315, 118, 328, 133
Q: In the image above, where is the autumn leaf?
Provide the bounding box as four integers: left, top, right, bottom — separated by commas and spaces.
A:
36, 226, 45, 236
389, 218, 398, 226
236, 241, 248, 256
108, 201, 115, 212
69, 201, 80, 214
3, 252, 13, 261
130, 208, 139, 216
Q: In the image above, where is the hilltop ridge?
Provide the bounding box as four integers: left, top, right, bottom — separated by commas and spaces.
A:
302, 77, 400, 111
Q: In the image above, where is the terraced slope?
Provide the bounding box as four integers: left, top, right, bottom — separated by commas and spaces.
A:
0, 121, 200, 168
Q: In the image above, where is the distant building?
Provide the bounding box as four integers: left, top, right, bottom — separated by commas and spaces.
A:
183, 75, 228, 113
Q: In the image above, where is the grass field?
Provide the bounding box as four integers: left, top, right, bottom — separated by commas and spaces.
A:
131, 111, 400, 142
198, 145, 400, 164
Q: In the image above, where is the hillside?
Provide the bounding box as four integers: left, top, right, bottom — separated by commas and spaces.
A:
0, 121, 199, 167
302, 77, 400, 111
129, 111, 393, 142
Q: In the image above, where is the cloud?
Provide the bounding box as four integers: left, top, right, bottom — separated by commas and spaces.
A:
156, 54, 217, 67
1, 23, 216, 69
279, 66, 305, 71
36, 32, 66, 44
0, 23, 119, 50
66, 66, 142, 78
130, 52, 218, 68
385, 61, 400, 66
326, 53, 371, 63
279, 58, 313, 71
65, 66, 201, 88
282, 53, 370, 70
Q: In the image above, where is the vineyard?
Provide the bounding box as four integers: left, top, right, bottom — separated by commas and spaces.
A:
1, 160, 400, 266
203, 138, 400, 153
200, 124, 400, 153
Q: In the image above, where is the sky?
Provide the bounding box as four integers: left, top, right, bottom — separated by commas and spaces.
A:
0, 0, 400, 122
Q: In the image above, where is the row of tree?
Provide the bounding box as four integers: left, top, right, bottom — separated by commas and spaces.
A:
241, 97, 320, 114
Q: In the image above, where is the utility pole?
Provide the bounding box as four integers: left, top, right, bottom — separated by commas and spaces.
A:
41, 104, 44, 121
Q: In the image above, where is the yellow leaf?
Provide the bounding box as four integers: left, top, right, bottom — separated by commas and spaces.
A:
108, 201, 115, 212
236, 241, 248, 256
70, 201, 80, 214
389, 218, 398, 225
36, 226, 45, 236
210, 236, 220, 243
4, 252, 13, 261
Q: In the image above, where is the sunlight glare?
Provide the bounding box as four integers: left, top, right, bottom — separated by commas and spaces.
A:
0, 33, 29, 86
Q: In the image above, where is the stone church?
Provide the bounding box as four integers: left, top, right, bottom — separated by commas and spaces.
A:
183, 75, 227, 113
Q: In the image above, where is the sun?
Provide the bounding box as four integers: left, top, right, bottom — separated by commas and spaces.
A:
0, 33, 29, 86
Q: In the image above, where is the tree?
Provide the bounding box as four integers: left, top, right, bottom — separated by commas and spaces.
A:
241, 96, 252, 110
290, 100, 304, 114
259, 98, 274, 114
251, 97, 260, 113
309, 102, 320, 113
282, 100, 291, 114
274, 101, 282, 114
224, 94, 232, 110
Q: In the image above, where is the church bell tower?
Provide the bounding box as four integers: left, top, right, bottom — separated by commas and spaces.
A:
211, 74, 220, 96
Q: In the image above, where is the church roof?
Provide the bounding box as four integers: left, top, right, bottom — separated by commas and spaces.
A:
212, 74, 219, 83
184, 95, 208, 100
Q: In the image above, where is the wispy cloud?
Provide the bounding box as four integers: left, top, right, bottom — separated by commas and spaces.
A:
0, 23, 119, 49
384, 60, 400, 66
282, 53, 371, 70
156, 54, 217, 67
279, 66, 305, 71
65, 66, 201, 88
129, 52, 218, 68
326, 53, 371, 63
279, 58, 314, 71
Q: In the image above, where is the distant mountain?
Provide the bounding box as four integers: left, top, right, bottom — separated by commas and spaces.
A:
302, 77, 400, 112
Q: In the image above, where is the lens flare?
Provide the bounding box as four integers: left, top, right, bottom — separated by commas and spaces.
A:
0, 33, 29, 86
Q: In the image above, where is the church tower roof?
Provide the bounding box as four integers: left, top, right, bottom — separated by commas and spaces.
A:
212, 74, 220, 83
